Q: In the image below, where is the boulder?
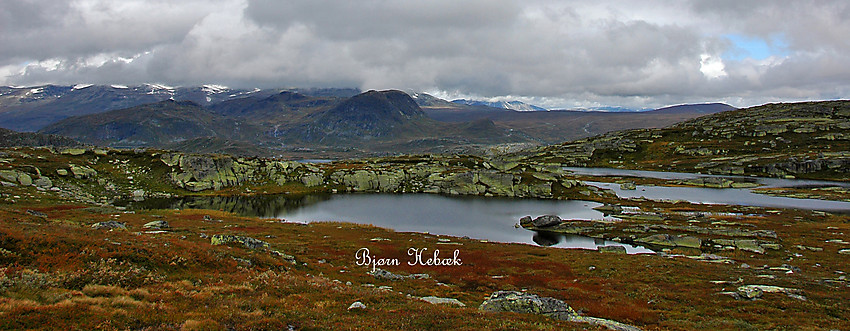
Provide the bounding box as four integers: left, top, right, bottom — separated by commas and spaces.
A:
593, 204, 623, 215
26, 209, 48, 218
34, 176, 52, 188
531, 215, 562, 228
479, 291, 642, 331
348, 301, 367, 311
598, 245, 627, 254
210, 235, 270, 249
300, 173, 325, 187
420, 296, 466, 307
367, 268, 405, 281
0, 170, 32, 186
479, 291, 578, 321
91, 221, 127, 230
143, 220, 170, 229
69, 165, 97, 179
60, 148, 87, 156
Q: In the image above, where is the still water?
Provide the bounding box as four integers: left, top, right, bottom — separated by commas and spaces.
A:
125, 193, 654, 253
567, 167, 850, 212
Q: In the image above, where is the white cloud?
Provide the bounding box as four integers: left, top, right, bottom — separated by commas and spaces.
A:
700, 54, 727, 79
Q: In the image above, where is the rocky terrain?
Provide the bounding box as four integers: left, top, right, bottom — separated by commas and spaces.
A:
0, 143, 848, 329
519, 100, 850, 182
0, 99, 849, 329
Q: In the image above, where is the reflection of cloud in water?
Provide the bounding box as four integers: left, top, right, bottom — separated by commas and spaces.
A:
124, 193, 654, 253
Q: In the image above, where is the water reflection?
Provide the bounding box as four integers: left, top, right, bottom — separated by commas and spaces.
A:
533, 231, 654, 254
121, 193, 332, 218
565, 167, 850, 188
120, 193, 652, 253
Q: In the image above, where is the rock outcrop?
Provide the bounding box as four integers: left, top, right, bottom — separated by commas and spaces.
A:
479, 291, 641, 331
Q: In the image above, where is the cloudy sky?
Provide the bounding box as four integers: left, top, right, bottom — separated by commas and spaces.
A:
2, 0, 849, 109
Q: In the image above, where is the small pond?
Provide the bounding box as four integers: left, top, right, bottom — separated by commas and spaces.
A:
567, 167, 850, 212
123, 193, 654, 254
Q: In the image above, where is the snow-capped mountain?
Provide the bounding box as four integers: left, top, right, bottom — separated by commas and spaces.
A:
451, 99, 548, 111
0, 84, 273, 132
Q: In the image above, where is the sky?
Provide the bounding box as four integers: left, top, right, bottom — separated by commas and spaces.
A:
1, 0, 849, 109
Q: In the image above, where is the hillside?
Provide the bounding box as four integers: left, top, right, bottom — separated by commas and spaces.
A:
519, 100, 850, 181
0, 84, 283, 132
31, 90, 531, 157
39, 100, 261, 148
0, 128, 83, 148
424, 104, 735, 144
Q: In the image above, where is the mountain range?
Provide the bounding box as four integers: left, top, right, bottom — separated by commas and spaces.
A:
1, 84, 736, 158
451, 99, 548, 111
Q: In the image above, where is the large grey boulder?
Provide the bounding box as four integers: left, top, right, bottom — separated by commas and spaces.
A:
479, 291, 577, 320
531, 215, 562, 228
479, 291, 642, 331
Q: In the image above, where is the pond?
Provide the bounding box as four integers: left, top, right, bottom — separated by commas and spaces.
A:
567, 167, 850, 212
123, 193, 655, 254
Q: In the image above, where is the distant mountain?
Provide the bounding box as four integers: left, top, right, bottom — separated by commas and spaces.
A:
451, 99, 547, 111
0, 84, 363, 132
0, 84, 274, 132
288, 90, 431, 141
652, 103, 737, 115
33, 90, 531, 157
410, 92, 461, 108
569, 106, 650, 112
210, 91, 338, 121
39, 100, 259, 147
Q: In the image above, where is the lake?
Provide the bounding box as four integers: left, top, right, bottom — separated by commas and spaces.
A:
124, 193, 654, 254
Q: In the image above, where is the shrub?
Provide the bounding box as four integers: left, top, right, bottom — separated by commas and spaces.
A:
63, 258, 163, 290
0, 267, 59, 292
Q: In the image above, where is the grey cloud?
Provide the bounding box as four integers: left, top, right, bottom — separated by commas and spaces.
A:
1, 0, 849, 109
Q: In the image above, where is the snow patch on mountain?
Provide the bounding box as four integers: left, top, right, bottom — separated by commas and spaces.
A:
111, 84, 128, 89
451, 99, 547, 111
202, 84, 230, 94
73, 84, 93, 90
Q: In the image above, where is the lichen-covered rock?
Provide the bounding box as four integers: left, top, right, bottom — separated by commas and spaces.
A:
34, 176, 52, 188
210, 234, 269, 249
531, 215, 561, 228
479, 291, 578, 320
367, 268, 405, 281
60, 148, 87, 156
91, 221, 127, 230
598, 245, 627, 254
0, 170, 33, 186
420, 296, 466, 307
300, 173, 325, 187
143, 220, 170, 229
69, 165, 97, 179
165, 154, 256, 192
478, 291, 644, 331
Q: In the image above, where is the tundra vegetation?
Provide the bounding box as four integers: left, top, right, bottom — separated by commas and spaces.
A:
0, 100, 848, 330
